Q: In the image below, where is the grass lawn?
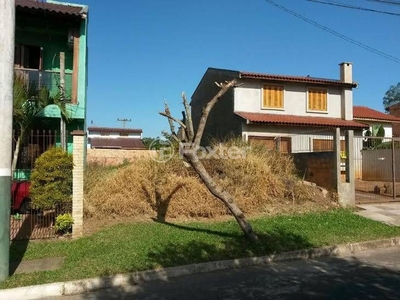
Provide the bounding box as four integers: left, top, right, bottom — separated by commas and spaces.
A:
3, 209, 400, 289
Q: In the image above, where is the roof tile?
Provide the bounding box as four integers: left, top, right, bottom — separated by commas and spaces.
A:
353, 106, 400, 123
90, 138, 146, 150
16, 0, 84, 17
235, 112, 367, 129
240, 71, 357, 88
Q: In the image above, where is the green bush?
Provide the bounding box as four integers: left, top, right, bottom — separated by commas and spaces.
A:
30, 147, 73, 209
54, 213, 74, 234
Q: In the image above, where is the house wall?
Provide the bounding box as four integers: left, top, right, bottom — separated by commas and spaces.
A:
389, 103, 400, 137
234, 81, 344, 119
358, 121, 393, 138
15, 8, 88, 128
191, 68, 242, 145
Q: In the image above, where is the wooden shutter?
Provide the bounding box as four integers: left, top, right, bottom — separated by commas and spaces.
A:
313, 139, 345, 152
263, 85, 284, 109
308, 89, 327, 111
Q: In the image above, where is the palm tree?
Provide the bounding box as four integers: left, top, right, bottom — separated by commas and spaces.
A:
12, 74, 71, 174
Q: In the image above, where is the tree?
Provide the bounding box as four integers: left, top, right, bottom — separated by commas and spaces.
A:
159, 80, 258, 241
363, 124, 385, 149
383, 82, 400, 112
13, 76, 48, 173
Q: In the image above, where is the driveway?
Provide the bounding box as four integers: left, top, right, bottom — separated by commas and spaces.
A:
356, 203, 400, 226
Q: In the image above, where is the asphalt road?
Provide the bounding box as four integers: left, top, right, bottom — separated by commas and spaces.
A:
47, 246, 400, 300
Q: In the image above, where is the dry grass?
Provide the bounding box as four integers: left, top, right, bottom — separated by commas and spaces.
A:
84, 141, 338, 220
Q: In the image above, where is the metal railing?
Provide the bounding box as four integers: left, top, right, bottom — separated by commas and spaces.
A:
14, 68, 72, 101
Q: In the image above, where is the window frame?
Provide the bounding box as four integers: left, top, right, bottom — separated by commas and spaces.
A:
307, 87, 328, 113
261, 84, 285, 111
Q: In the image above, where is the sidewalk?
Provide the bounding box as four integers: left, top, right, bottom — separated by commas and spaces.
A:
356, 203, 400, 226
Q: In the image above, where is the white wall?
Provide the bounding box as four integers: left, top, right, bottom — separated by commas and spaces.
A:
234, 81, 343, 118
359, 122, 393, 138
88, 132, 142, 138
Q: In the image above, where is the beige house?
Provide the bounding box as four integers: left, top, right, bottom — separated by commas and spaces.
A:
191, 62, 367, 152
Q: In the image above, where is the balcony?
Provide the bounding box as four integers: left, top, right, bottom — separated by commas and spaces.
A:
14, 68, 73, 102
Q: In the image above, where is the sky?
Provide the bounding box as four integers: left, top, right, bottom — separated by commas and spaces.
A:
70, 0, 399, 137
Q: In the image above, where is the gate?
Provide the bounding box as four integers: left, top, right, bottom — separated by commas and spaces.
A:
354, 134, 400, 204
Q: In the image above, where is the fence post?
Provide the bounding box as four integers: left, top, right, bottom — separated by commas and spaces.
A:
335, 128, 355, 207
392, 138, 396, 200
334, 128, 341, 190
71, 130, 85, 238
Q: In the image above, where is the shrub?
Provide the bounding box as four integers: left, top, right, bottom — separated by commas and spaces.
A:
30, 147, 73, 209
84, 140, 336, 219
55, 213, 74, 234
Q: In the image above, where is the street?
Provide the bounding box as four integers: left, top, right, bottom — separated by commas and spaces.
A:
47, 246, 400, 300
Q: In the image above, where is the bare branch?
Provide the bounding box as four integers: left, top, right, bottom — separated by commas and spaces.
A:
163, 102, 177, 136
193, 79, 237, 146
159, 112, 187, 129
182, 92, 194, 141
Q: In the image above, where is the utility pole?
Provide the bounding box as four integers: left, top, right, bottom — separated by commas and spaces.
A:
117, 118, 131, 128
60, 52, 67, 151
0, 0, 15, 282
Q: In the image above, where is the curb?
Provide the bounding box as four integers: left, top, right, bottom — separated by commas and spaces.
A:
3, 236, 400, 300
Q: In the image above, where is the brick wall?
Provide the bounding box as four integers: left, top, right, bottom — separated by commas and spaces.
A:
293, 152, 336, 189
87, 149, 156, 165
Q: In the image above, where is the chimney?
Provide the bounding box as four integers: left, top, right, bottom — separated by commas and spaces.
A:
339, 62, 352, 84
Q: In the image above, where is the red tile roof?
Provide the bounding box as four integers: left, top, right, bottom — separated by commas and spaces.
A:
90, 138, 146, 150
240, 71, 357, 88
235, 112, 367, 129
88, 127, 143, 134
353, 106, 400, 123
16, 0, 85, 17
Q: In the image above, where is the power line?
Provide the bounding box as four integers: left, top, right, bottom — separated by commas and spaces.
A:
263, 0, 400, 64
308, 0, 400, 16
366, 0, 400, 6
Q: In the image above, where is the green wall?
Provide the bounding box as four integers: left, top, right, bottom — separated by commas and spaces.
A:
15, 6, 88, 124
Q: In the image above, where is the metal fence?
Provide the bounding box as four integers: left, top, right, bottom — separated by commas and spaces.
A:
10, 203, 72, 240
11, 129, 73, 240
12, 130, 70, 180
354, 134, 400, 204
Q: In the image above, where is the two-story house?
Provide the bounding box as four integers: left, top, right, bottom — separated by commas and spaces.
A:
15, 0, 89, 136
191, 62, 367, 153
87, 127, 146, 150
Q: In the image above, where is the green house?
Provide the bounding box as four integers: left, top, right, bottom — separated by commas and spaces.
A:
14, 0, 89, 179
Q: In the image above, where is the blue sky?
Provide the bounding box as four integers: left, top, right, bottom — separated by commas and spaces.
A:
74, 0, 399, 137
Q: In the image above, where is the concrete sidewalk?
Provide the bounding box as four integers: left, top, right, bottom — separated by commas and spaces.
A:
356, 203, 400, 226
10, 257, 65, 275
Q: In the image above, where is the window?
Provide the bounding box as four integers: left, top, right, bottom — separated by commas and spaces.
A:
308, 88, 327, 112
14, 44, 42, 69
262, 85, 284, 109
248, 136, 291, 153
313, 139, 345, 153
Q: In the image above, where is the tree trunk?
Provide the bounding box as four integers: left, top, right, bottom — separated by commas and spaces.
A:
184, 152, 258, 241
11, 134, 22, 176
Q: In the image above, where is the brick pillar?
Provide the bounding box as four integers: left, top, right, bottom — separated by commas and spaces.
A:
71, 130, 85, 238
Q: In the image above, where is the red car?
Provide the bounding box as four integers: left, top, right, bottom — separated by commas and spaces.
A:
11, 181, 31, 214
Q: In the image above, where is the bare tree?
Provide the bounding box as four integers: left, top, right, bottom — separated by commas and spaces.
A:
159, 80, 258, 241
